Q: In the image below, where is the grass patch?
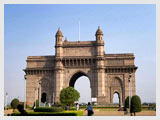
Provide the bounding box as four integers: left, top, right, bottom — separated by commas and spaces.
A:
34, 107, 63, 112
11, 110, 83, 116
98, 109, 119, 111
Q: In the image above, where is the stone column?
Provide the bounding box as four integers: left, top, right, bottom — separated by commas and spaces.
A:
55, 68, 64, 102
96, 68, 106, 104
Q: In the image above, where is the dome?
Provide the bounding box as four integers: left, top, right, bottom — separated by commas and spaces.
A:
64, 37, 68, 42
55, 28, 63, 37
95, 26, 103, 36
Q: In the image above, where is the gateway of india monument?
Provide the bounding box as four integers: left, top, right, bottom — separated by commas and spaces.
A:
24, 26, 137, 106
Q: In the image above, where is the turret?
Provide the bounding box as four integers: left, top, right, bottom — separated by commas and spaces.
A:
95, 26, 104, 44
95, 27, 105, 99
55, 28, 63, 45
55, 28, 63, 57
95, 26, 104, 56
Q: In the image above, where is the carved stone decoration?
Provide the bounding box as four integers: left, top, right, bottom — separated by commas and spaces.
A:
24, 27, 137, 106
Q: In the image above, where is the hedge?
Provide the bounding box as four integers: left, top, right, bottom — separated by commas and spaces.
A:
80, 106, 119, 109
34, 107, 63, 112
11, 111, 83, 116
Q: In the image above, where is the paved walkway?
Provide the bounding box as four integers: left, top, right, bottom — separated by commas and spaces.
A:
4, 109, 156, 116
4, 109, 13, 116
83, 110, 156, 116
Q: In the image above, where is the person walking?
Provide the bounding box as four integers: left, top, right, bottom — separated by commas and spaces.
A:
76, 103, 79, 111
85, 102, 94, 116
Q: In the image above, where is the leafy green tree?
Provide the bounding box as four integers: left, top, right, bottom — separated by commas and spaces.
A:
124, 96, 129, 108
125, 96, 132, 108
60, 87, 80, 106
11, 98, 19, 111
131, 95, 142, 116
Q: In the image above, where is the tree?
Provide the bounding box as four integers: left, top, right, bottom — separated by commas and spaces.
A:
60, 87, 80, 106
11, 98, 19, 111
124, 96, 132, 108
124, 96, 129, 108
131, 95, 142, 116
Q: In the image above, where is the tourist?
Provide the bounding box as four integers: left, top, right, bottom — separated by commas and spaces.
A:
85, 102, 94, 116
75, 103, 79, 111
118, 105, 123, 111
123, 107, 128, 115
66, 104, 70, 110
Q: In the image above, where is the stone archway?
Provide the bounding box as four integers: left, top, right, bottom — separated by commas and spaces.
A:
113, 91, 120, 105
68, 71, 92, 102
69, 71, 91, 87
24, 27, 137, 105
40, 78, 50, 103
41, 92, 47, 103
110, 77, 123, 106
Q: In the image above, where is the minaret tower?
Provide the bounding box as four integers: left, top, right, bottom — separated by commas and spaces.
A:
54, 28, 64, 102
95, 26, 106, 103
96, 26, 104, 57
55, 28, 63, 57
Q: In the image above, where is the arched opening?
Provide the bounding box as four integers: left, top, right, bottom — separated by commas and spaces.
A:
41, 92, 47, 103
113, 92, 120, 105
69, 72, 91, 104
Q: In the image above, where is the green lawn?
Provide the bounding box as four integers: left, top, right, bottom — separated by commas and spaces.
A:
11, 110, 83, 116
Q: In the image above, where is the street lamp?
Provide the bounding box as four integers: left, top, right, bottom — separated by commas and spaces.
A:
128, 73, 132, 116
39, 81, 42, 107
53, 93, 55, 105
5, 92, 8, 109
34, 88, 37, 109
24, 75, 27, 110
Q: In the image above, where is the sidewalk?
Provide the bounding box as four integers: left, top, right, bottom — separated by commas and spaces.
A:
83, 110, 156, 116
4, 109, 13, 116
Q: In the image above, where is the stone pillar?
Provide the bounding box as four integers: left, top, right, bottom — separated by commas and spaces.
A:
131, 73, 136, 96
55, 68, 64, 102
54, 28, 64, 102
96, 68, 106, 104
95, 26, 105, 104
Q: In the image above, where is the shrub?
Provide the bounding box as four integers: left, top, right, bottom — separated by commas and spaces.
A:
69, 107, 76, 111
124, 96, 131, 108
34, 107, 63, 112
60, 87, 80, 106
20, 102, 30, 109
131, 95, 142, 116
10, 98, 19, 111
17, 104, 28, 115
54, 102, 62, 107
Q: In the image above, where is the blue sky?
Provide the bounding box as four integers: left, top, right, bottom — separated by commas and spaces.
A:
4, 4, 156, 104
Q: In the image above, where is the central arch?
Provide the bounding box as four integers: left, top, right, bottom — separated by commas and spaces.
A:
69, 71, 90, 87
68, 71, 92, 103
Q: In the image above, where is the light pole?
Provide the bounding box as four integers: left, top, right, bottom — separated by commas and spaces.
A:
39, 81, 42, 107
128, 73, 132, 116
24, 75, 27, 110
5, 92, 8, 109
34, 88, 37, 109
53, 93, 55, 105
